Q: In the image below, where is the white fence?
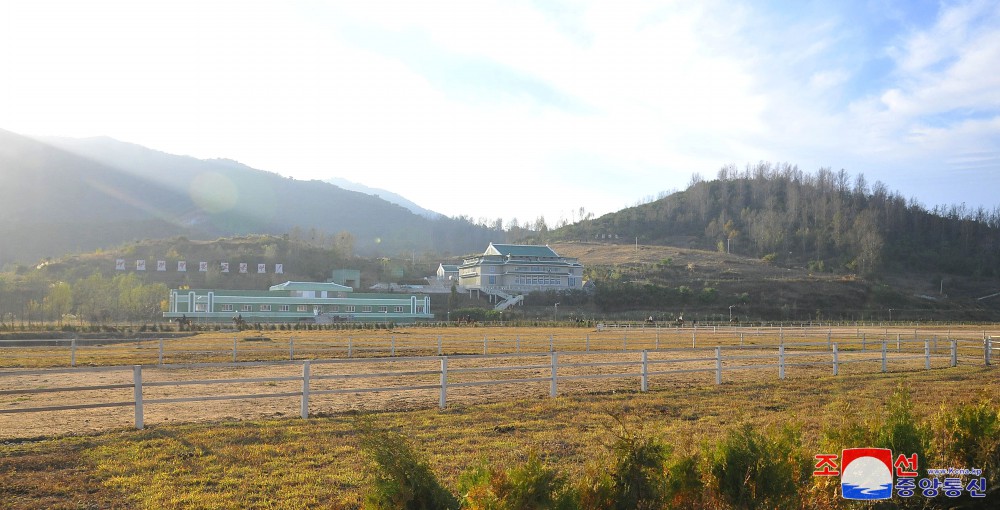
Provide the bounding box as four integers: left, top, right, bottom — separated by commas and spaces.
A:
0, 338, 995, 431
2, 327, 997, 367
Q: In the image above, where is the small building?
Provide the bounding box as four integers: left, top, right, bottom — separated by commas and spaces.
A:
436, 263, 459, 280
164, 281, 433, 323
458, 243, 584, 294
329, 269, 361, 289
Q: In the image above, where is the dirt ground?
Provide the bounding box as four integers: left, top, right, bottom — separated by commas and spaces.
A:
1, 325, 995, 439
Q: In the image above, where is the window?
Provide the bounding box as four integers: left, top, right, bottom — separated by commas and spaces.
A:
394, 306, 404, 312
488, 275, 496, 285
221, 304, 234, 312
279, 305, 289, 312
362, 306, 372, 312
260, 305, 271, 312
329, 305, 339, 312
416, 306, 424, 313
297, 305, 308, 312
345, 305, 355, 313
377, 306, 387, 313
241, 304, 252, 312
195, 303, 207, 312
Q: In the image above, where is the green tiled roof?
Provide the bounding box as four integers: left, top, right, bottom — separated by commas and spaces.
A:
485, 243, 560, 258
268, 281, 354, 292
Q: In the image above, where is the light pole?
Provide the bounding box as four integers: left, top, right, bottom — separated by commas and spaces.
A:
554, 302, 560, 321
888, 308, 893, 322
729, 305, 735, 322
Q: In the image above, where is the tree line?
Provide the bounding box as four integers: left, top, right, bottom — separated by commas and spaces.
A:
552, 163, 1000, 277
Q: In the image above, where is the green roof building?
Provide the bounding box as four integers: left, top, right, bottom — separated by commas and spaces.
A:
164, 281, 432, 323
458, 243, 584, 294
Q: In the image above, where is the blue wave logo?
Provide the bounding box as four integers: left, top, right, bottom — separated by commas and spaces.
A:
842, 482, 893, 500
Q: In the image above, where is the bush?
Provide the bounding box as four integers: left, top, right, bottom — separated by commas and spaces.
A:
578, 415, 670, 510
357, 421, 459, 510
707, 424, 806, 510
459, 452, 577, 510
933, 397, 1000, 506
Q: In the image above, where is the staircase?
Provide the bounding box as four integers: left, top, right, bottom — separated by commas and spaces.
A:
484, 288, 524, 310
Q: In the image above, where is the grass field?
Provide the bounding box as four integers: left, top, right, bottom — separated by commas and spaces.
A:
1, 326, 997, 508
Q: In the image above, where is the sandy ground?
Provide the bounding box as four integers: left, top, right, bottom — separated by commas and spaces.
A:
3, 326, 990, 439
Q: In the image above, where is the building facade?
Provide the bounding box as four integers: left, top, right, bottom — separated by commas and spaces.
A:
458, 243, 584, 294
164, 281, 433, 323
436, 263, 459, 280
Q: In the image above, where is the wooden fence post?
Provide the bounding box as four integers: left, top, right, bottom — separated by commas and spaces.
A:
483, 335, 487, 355
715, 347, 722, 385
778, 345, 785, 380
439, 357, 448, 409
437, 335, 442, 356
348, 337, 353, 358
158, 338, 164, 366
289, 337, 295, 361
832, 344, 839, 376
881, 341, 887, 373
233, 337, 238, 363
71, 337, 77, 367
550, 352, 558, 397
133, 365, 144, 430
986, 337, 992, 366
950, 339, 957, 367
641, 351, 648, 392
301, 361, 310, 419
391, 336, 396, 356
549, 335, 554, 352
924, 341, 931, 370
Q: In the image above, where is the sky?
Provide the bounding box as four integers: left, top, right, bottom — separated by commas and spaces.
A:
3, 0, 1000, 226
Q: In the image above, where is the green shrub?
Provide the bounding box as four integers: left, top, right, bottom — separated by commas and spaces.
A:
707, 424, 806, 510
459, 453, 577, 510
357, 421, 459, 510
933, 397, 1000, 506
578, 416, 670, 510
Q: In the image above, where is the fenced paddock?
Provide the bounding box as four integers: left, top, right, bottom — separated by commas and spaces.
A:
2, 325, 996, 368
1, 329, 995, 439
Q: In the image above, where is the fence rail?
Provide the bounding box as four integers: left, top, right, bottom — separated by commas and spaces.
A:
2, 328, 998, 368
0, 338, 994, 431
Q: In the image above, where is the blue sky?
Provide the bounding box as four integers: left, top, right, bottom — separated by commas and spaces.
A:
2, 0, 999, 225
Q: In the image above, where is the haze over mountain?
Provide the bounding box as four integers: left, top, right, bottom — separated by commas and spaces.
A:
0, 129, 494, 266
324, 177, 441, 219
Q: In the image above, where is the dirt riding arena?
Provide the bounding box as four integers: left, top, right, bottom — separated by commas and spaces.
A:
1, 325, 996, 439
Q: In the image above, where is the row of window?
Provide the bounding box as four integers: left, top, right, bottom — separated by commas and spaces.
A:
514, 276, 565, 286
215, 304, 410, 313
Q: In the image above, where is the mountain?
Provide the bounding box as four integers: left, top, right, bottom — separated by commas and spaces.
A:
547, 163, 1000, 279
325, 177, 441, 219
0, 129, 495, 265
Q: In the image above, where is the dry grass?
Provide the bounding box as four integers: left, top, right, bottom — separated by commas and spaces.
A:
1, 364, 996, 508
1, 325, 997, 508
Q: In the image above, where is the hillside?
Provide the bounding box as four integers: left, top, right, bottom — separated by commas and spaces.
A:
547, 163, 1000, 279
0, 130, 495, 265
548, 242, 1000, 322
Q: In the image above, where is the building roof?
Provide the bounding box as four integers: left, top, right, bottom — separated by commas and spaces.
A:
484, 243, 560, 258
268, 281, 354, 293
438, 264, 459, 272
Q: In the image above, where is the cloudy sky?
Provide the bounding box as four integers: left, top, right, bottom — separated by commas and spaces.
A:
3, 0, 999, 225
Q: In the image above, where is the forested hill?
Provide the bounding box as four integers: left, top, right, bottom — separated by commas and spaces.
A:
0, 129, 495, 265
548, 163, 1000, 278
